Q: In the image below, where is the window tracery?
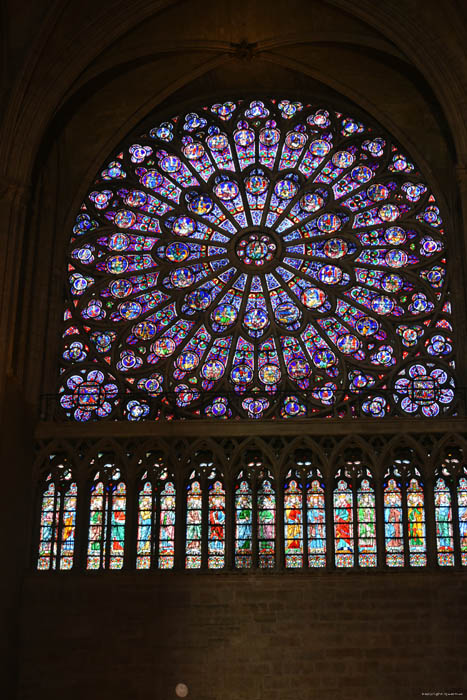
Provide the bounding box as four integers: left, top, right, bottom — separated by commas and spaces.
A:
58, 97, 456, 421
34, 439, 467, 572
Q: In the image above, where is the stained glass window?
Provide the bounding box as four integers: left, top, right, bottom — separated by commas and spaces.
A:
257, 472, 276, 568
333, 474, 355, 567
384, 476, 405, 567
406, 477, 426, 566
59, 97, 456, 421
357, 478, 377, 566
457, 477, 467, 566
333, 465, 376, 568
136, 463, 176, 570
37, 460, 77, 570
434, 477, 454, 566
306, 472, 326, 568
87, 465, 126, 569
207, 474, 225, 569
136, 480, 153, 568
284, 472, 304, 567
185, 473, 202, 569
383, 461, 427, 568
235, 472, 253, 568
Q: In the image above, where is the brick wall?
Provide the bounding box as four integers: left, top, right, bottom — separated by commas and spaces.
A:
17, 571, 466, 700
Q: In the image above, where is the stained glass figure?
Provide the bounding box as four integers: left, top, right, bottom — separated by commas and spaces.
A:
185, 475, 202, 569
136, 480, 153, 569
207, 476, 226, 569
406, 477, 427, 566
434, 477, 454, 566
257, 473, 276, 568
284, 473, 303, 568
334, 465, 377, 568
333, 477, 354, 567
384, 477, 404, 567
136, 465, 176, 570
87, 465, 126, 570
59, 98, 456, 421
307, 473, 326, 568
457, 477, 467, 566
235, 473, 253, 568
356, 478, 377, 566
159, 480, 177, 569
37, 460, 77, 570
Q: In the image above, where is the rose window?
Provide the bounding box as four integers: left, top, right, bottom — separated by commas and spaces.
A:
59, 98, 456, 420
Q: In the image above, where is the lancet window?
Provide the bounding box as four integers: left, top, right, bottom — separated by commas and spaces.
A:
37, 457, 77, 570
87, 459, 126, 569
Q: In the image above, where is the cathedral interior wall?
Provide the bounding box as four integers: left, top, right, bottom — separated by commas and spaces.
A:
2, 1, 467, 697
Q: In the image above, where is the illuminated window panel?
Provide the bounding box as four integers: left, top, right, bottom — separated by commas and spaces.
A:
235, 478, 253, 568
60, 481, 78, 570
87, 469, 126, 570
457, 477, 467, 566
136, 481, 153, 569
334, 479, 354, 568
109, 482, 127, 569
87, 481, 105, 570
384, 478, 404, 567
406, 478, 427, 567
357, 479, 377, 567
434, 478, 455, 566
284, 477, 303, 568
307, 478, 326, 568
159, 481, 176, 569
207, 480, 225, 569
59, 99, 455, 423
37, 473, 77, 571
257, 478, 276, 568
37, 482, 56, 570
185, 480, 202, 569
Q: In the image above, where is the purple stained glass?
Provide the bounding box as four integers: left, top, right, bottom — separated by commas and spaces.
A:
59, 98, 455, 420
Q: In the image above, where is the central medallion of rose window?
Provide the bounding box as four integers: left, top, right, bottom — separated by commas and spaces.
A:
235, 232, 277, 266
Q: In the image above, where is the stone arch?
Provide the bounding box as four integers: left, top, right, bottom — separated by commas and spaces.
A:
380, 434, 433, 480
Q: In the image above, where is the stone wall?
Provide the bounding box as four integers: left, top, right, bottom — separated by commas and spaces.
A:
18, 571, 467, 700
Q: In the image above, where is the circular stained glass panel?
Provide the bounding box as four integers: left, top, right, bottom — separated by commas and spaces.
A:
60, 98, 455, 420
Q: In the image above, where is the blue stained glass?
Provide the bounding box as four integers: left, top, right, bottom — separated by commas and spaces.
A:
60, 98, 455, 421
37, 467, 77, 571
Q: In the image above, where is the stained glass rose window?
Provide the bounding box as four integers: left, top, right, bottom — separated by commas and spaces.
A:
59, 98, 455, 420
